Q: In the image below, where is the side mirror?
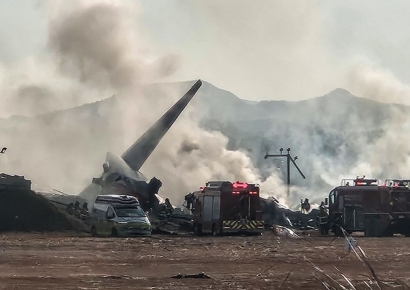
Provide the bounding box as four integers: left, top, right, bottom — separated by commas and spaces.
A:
106, 213, 115, 219
324, 198, 328, 205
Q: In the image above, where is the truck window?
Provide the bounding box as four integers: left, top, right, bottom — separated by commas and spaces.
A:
330, 191, 335, 204
114, 206, 146, 217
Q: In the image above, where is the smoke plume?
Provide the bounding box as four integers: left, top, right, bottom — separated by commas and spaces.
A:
7, 1, 410, 211
0, 0, 290, 207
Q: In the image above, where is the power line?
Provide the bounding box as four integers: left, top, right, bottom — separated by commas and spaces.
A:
264, 147, 306, 198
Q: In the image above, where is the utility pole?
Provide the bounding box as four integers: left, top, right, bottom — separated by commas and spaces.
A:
264, 147, 306, 198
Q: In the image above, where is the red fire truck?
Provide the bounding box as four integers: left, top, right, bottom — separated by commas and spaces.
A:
190, 181, 264, 236
326, 177, 410, 237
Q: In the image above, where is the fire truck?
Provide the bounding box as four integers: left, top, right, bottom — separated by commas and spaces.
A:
190, 181, 264, 236
326, 177, 410, 237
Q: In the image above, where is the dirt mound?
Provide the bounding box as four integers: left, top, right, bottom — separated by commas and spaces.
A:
0, 188, 88, 232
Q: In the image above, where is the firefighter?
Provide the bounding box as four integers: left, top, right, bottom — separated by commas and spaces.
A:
74, 201, 81, 218
164, 198, 173, 219
301, 198, 311, 213
158, 205, 168, 220
81, 202, 89, 219
184, 193, 194, 210
66, 203, 74, 215
316, 206, 329, 236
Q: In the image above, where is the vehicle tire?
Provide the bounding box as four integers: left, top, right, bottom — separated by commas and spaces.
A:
364, 218, 384, 237
111, 228, 118, 237
364, 228, 375, 237
194, 224, 203, 236
212, 224, 219, 236
334, 225, 343, 237
384, 230, 394, 237
91, 226, 98, 237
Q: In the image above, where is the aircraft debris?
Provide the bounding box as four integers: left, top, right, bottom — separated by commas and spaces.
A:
260, 196, 319, 231
171, 272, 212, 279
0, 184, 87, 233
272, 225, 300, 238
75, 80, 202, 234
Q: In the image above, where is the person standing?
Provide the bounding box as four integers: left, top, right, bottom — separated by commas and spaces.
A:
316, 206, 329, 236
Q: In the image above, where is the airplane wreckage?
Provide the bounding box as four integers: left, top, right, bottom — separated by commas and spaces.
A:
44, 80, 202, 233
42, 79, 318, 234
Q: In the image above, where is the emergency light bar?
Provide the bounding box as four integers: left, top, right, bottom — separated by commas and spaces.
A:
341, 178, 379, 186
383, 179, 410, 187
232, 181, 248, 189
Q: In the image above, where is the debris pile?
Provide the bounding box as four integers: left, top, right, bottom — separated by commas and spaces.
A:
272, 225, 300, 238
0, 183, 87, 232
0, 173, 31, 191
171, 272, 212, 279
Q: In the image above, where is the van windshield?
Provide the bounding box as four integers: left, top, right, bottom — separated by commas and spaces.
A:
114, 206, 146, 218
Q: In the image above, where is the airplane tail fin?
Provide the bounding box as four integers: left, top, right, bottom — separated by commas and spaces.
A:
121, 79, 202, 171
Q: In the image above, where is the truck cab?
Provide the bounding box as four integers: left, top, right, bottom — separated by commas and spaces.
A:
327, 177, 380, 236
90, 195, 151, 237
327, 177, 410, 237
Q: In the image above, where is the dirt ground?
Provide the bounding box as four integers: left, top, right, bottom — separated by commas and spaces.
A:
0, 232, 409, 290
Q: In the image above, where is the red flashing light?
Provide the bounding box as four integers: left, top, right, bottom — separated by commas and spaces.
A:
249, 191, 258, 195
232, 191, 240, 195
232, 182, 248, 189
200, 186, 205, 191
394, 183, 399, 188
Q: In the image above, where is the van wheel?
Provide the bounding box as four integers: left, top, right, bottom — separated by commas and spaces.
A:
91, 226, 98, 237
111, 228, 118, 237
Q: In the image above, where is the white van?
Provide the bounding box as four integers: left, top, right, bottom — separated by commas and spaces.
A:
90, 195, 151, 237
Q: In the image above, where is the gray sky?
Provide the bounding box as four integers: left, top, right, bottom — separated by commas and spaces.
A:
2, 0, 410, 102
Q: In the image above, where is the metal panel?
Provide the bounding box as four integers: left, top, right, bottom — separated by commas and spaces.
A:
203, 196, 213, 222
344, 206, 364, 230
338, 195, 344, 211
212, 196, 220, 220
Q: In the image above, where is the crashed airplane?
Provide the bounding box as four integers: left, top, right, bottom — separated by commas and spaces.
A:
75, 79, 202, 215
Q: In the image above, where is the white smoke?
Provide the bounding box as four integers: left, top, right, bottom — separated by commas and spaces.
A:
9, 1, 410, 210
0, 0, 290, 206
345, 61, 410, 180
347, 61, 410, 106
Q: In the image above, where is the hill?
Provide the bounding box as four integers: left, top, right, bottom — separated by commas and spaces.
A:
0, 80, 408, 206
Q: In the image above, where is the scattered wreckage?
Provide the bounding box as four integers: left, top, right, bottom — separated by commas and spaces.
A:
41, 179, 320, 236
0, 173, 31, 191
40, 175, 410, 238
